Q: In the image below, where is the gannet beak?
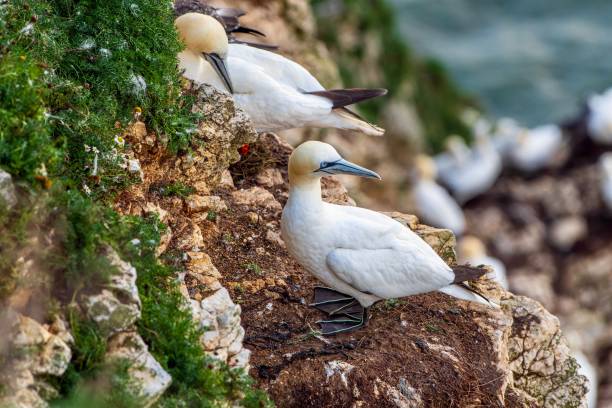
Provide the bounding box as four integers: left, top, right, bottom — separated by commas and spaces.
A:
317, 159, 381, 180
204, 53, 234, 94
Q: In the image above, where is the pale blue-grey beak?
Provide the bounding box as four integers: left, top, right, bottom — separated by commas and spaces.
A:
204, 52, 234, 94
316, 159, 381, 180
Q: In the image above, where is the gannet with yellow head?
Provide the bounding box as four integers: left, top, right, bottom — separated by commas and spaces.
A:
458, 236, 508, 290
281, 141, 497, 335
412, 155, 466, 236
175, 14, 387, 136
175, 12, 234, 93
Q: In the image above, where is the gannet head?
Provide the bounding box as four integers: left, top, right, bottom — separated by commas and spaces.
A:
414, 154, 437, 180
289, 141, 381, 185
458, 236, 486, 259
175, 12, 233, 93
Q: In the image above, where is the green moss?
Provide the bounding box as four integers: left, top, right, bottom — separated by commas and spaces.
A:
151, 181, 196, 198
1, 0, 271, 405
312, 0, 476, 152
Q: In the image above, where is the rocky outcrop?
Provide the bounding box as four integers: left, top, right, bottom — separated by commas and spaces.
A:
0, 168, 17, 209
0, 310, 72, 408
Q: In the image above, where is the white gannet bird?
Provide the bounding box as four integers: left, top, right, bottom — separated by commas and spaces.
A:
600, 152, 612, 212
175, 13, 387, 136
507, 124, 564, 173
175, 13, 234, 94
433, 135, 471, 178
492, 118, 525, 160
412, 155, 466, 236
587, 87, 612, 145
281, 141, 497, 335
436, 133, 502, 204
173, 0, 277, 50
458, 236, 508, 290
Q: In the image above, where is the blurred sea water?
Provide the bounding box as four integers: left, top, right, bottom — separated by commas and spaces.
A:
390, 0, 612, 126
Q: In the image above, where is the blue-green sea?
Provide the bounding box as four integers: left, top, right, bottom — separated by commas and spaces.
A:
390, 0, 612, 126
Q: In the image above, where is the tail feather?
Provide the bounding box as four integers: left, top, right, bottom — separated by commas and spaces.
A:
452, 264, 487, 283
332, 107, 385, 137
439, 284, 499, 308
306, 88, 388, 109
231, 25, 266, 37
440, 264, 499, 308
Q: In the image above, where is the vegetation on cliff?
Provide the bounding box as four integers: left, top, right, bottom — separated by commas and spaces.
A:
0, 0, 269, 406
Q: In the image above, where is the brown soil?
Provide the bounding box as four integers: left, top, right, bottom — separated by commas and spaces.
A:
200, 135, 508, 407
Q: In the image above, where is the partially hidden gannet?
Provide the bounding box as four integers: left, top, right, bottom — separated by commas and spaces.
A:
600, 152, 612, 212
587, 87, 612, 145
412, 155, 466, 236
281, 141, 497, 335
175, 13, 234, 93
435, 133, 502, 204
508, 124, 564, 173
573, 351, 598, 408
458, 236, 508, 290
492, 118, 525, 160
173, 0, 277, 50
175, 13, 387, 136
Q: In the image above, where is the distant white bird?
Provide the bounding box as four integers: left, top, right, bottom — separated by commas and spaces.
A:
175, 13, 387, 136
435, 134, 502, 204
573, 351, 598, 408
281, 141, 497, 335
600, 152, 612, 212
457, 236, 508, 290
412, 155, 466, 236
587, 87, 612, 145
508, 124, 564, 173
492, 118, 525, 160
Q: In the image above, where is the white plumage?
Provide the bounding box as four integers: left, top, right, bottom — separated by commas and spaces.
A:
600, 152, 612, 212
508, 124, 564, 173
412, 155, 466, 236
435, 135, 502, 204
281, 141, 496, 309
492, 118, 525, 160
176, 24, 386, 135
587, 87, 612, 145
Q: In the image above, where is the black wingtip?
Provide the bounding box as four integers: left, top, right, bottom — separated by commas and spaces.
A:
232, 25, 266, 37
306, 88, 388, 109
452, 264, 488, 284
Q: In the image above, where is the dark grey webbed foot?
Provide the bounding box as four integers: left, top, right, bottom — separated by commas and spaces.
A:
310, 286, 357, 315
317, 307, 368, 336
309, 287, 369, 335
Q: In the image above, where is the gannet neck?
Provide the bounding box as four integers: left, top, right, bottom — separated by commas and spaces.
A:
288, 176, 323, 209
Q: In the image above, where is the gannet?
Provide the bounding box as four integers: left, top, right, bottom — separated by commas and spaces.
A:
175, 13, 234, 93
508, 124, 564, 173
173, 0, 275, 49
587, 87, 612, 145
436, 133, 502, 204
281, 141, 497, 335
175, 14, 387, 136
492, 118, 525, 160
458, 236, 508, 289
600, 152, 612, 212
412, 155, 466, 236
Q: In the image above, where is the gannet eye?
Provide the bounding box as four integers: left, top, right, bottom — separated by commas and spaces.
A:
320, 161, 329, 168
